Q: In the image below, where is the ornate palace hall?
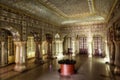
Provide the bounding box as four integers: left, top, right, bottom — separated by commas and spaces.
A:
0, 0, 120, 80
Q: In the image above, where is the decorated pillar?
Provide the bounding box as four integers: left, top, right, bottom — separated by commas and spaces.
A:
46, 34, 53, 59
34, 41, 43, 63
1, 41, 5, 66
33, 32, 43, 63
14, 41, 26, 72
47, 40, 52, 59
60, 41, 63, 54
87, 36, 92, 57
114, 41, 120, 74
52, 41, 56, 57
88, 41, 92, 57
75, 39, 79, 54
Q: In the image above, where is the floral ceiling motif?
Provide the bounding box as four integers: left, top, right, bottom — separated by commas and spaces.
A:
0, 0, 117, 25
41, 0, 90, 17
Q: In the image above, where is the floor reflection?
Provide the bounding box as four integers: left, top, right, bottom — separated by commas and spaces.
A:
6, 55, 113, 80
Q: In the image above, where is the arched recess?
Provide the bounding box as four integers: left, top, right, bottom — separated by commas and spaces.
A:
0, 27, 20, 66
92, 35, 105, 57
26, 31, 36, 59
42, 33, 53, 59
27, 28, 43, 63
27, 36, 35, 59
63, 35, 74, 55
53, 33, 63, 58
78, 35, 88, 55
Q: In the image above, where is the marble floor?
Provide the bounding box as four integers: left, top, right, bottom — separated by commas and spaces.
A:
1, 55, 120, 80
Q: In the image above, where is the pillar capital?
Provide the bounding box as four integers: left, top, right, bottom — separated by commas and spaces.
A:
1, 41, 5, 45
14, 41, 26, 44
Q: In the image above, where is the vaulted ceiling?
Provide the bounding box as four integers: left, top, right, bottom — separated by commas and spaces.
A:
0, 0, 117, 26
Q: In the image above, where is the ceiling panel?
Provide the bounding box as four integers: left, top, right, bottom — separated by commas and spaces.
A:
94, 0, 115, 18
41, 0, 90, 16
0, 0, 117, 25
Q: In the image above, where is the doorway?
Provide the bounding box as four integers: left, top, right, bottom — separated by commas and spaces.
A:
79, 36, 88, 55
0, 29, 14, 66
93, 36, 104, 57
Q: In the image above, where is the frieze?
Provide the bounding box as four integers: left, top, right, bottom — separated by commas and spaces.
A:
0, 4, 58, 28
61, 24, 107, 39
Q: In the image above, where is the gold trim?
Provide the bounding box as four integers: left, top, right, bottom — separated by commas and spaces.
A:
61, 21, 106, 27
37, 0, 67, 18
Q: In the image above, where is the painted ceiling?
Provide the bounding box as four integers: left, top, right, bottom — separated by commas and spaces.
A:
0, 0, 117, 25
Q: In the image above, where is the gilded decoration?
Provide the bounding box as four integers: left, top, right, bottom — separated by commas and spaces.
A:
0, 0, 117, 25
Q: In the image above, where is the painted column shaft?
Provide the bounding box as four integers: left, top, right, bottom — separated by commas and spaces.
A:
1, 42, 5, 66
14, 41, 26, 72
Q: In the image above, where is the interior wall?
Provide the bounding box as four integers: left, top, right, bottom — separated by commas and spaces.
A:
60, 24, 107, 57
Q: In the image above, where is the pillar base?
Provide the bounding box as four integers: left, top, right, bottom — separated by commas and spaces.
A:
88, 54, 92, 57
14, 63, 26, 72
114, 66, 120, 74
35, 58, 44, 64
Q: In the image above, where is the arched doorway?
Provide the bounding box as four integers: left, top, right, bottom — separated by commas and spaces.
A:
54, 33, 63, 58
27, 36, 35, 59
79, 36, 88, 55
93, 35, 105, 57
63, 35, 73, 55
42, 33, 53, 59
46, 34, 53, 59
0, 28, 15, 66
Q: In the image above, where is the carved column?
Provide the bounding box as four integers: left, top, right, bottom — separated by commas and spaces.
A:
75, 39, 79, 54
47, 41, 53, 59
88, 41, 92, 57
14, 41, 26, 72
46, 34, 53, 59
114, 41, 120, 74
51, 41, 55, 57
33, 32, 43, 63
60, 41, 63, 54
1, 41, 5, 66
34, 41, 43, 63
